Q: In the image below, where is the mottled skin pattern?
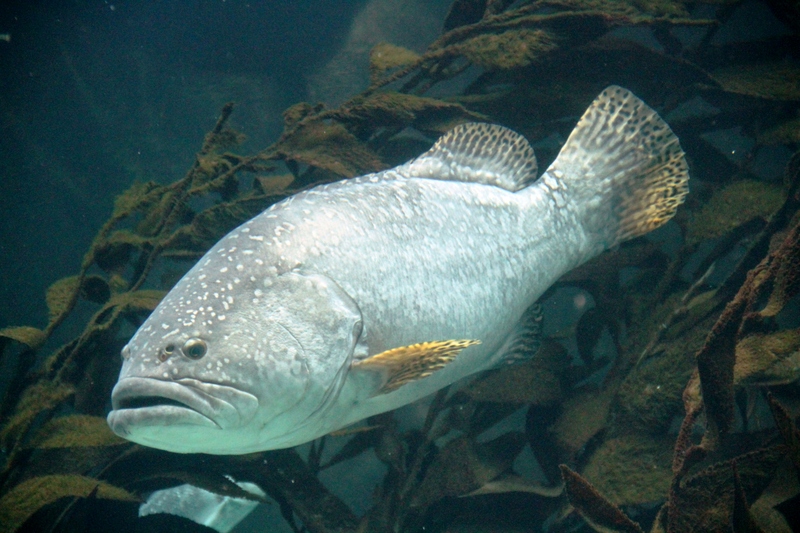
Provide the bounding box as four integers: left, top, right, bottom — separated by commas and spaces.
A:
107, 86, 688, 453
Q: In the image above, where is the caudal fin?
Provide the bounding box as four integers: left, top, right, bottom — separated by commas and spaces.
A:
545, 86, 689, 255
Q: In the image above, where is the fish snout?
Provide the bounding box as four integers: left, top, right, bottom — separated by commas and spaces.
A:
107, 377, 259, 436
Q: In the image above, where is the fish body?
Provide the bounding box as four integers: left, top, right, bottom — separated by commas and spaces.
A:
107, 86, 689, 454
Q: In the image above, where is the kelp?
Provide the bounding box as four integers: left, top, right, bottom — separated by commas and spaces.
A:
449, 28, 557, 69
410, 432, 529, 507
560, 465, 645, 533
579, 435, 674, 507
0, 475, 138, 533
29, 415, 126, 449
369, 43, 421, 86
0, 327, 46, 351
686, 180, 785, 245
0, 0, 799, 532
711, 62, 800, 101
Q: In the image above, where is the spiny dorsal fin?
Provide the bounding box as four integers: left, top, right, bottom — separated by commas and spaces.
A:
352, 339, 481, 395
399, 123, 537, 191
544, 85, 689, 250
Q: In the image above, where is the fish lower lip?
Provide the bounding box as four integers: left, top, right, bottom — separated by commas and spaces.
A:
108, 377, 258, 431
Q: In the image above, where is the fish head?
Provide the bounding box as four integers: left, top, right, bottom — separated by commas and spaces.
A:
107, 262, 364, 454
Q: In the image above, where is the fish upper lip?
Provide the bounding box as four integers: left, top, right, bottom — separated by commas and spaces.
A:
110, 376, 258, 429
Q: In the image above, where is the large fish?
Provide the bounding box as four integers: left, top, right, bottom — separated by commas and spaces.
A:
107, 86, 689, 454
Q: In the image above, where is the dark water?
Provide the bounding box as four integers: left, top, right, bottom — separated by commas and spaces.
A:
0, 0, 371, 330
0, 1, 798, 532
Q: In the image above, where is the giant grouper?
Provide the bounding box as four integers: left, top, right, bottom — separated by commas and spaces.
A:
107, 86, 689, 454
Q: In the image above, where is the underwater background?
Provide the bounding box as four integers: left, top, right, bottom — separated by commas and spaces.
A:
0, 0, 799, 532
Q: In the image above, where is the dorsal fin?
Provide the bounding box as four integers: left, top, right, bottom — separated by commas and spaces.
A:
398, 123, 538, 191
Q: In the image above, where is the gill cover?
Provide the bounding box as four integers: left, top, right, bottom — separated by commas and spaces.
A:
254, 271, 366, 445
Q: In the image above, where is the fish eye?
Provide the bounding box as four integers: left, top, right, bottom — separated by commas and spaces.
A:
182, 338, 208, 360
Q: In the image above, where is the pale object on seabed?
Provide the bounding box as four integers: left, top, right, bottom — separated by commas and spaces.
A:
139, 479, 265, 533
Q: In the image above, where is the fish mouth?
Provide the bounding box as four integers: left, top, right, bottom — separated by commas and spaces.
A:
108, 377, 258, 436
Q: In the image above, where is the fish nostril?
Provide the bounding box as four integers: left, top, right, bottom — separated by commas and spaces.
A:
158, 344, 176, 363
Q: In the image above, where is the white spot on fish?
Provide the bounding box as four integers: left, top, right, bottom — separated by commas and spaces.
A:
162, 328, 180, 339
220, 267, 228, 273
236, 264, 244, 271
248, 235, 264, 241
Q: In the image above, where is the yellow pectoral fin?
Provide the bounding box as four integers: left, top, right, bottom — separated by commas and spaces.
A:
352, 339, 481, 395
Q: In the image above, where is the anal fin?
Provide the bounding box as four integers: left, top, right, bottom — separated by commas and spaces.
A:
488, 303, 543, 368
352, 339, 481, 395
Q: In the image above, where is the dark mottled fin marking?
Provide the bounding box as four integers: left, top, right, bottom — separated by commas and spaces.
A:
488, 303, 543, 368
352, 339, 481, 395
546, 85, 689, 249
400, 123, 538, 191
